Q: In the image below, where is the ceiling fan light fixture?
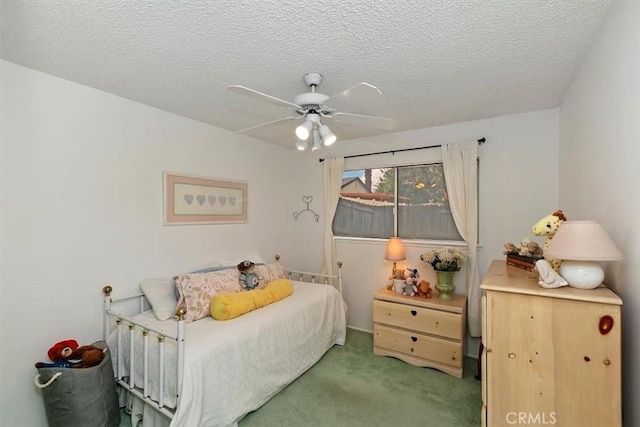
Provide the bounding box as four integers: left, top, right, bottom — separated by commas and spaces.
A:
319, 124, 337, 146
228, 74, 396, 151
295, 120, 313, 140
311, 129, 322, 151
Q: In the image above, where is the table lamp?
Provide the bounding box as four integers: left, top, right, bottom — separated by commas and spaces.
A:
385, 237, 406, 278
545, 220, 622, 289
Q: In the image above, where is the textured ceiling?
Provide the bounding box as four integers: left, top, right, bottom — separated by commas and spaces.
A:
1, 0, 612, 148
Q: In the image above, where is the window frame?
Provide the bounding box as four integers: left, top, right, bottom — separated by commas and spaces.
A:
333, 161, 467, 244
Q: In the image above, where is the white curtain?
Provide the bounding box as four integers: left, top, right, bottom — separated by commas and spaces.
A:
322, 157, 345, 277
442, 141, 481, 337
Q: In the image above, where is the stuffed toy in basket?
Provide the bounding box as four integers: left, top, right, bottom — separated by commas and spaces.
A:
34, 340, 120, 427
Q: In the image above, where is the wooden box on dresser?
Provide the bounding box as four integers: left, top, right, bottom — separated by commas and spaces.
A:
480, 260, 622, 427
373, 286, 467, 378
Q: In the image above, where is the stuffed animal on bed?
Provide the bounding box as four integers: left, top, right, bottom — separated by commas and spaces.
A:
237, 260, 259, 290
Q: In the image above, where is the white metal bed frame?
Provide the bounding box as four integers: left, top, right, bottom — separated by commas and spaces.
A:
102, 257, 342, 422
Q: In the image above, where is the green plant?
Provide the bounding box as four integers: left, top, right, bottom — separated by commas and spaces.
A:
420, 248, 466, 272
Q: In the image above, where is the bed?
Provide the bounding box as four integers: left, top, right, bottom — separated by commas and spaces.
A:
102, 257, 347, 427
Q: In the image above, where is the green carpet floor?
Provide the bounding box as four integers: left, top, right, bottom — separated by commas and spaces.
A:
120, 328, 482, 426
239, 328, 481, 427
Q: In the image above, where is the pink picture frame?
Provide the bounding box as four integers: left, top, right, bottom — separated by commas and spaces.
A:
163, 172, 248, 225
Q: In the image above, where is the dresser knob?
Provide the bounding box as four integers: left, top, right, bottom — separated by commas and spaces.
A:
603, 359, 611, 366
508, 353, 516, 359
410, 310, 417, 316
599, 315, 614, 335
411, 336, 417, 342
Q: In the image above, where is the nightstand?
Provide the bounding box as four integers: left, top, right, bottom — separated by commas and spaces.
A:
373, 286, 467, 378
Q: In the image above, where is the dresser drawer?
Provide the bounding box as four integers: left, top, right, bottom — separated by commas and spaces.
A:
374, 323, 462, 368
373, 299, 462, 340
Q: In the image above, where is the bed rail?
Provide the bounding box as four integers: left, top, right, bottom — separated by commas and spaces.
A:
102, 286, 184, 421
276, 255, 343, 294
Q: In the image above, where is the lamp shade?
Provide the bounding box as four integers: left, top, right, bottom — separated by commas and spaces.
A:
319, 124, 337, 146
545, 220, 622, 261
295, 138, 308, 151
295, 120, 313, 140
385, 237, 406, 261
545, 220, 622, 289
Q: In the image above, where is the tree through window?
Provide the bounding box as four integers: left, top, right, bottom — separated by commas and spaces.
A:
332, 164, 462, 241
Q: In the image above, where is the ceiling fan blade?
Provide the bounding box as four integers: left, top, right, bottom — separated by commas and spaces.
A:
323, 82, 383, 110
228, 85, 301, 110
236, 116, 303, 134
332, 112, 399, 130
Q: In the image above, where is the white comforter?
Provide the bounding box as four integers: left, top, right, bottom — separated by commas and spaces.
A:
108, 281, 347, 427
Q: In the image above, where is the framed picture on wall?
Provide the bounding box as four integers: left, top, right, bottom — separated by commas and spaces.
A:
163, 172, 248, 225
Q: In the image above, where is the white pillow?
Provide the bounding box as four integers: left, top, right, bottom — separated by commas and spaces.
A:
140, 278, 178, 321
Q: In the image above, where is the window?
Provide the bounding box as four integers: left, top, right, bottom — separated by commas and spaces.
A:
332, 164, 462, 241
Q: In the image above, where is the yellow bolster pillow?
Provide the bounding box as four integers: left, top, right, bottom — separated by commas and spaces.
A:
211, 279, 293, 320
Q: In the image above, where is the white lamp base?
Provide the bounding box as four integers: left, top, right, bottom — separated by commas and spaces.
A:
393, 279, 405, 294
559, 260, 604, 289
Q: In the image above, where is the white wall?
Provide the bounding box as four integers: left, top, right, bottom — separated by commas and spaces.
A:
558, 1, 640, 425
0, 60, 322, 427
0, 59, 571, 425
320, 108, 560, 357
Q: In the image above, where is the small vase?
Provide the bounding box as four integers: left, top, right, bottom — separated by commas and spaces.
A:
392, 279, 405, 294
435, 271, 456, 301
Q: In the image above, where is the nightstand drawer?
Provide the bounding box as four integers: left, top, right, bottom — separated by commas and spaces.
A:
373, 299, 462, 340
374, 324, 462, 368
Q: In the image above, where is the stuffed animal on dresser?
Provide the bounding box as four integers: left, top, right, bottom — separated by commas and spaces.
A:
503, 242, 519, 255
403, 269, 419, 296
416, 280, 432, 298
518, 238, 544, 259
532, 209, 568, 271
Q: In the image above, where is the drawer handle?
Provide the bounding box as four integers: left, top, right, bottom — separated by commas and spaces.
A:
410, 310, 417, 316
411, 336, 418, 342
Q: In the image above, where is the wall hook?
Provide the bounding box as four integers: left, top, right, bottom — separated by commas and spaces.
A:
293, 196, 320, 222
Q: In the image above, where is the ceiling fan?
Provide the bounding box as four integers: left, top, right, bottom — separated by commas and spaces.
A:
228, 72, 398, 150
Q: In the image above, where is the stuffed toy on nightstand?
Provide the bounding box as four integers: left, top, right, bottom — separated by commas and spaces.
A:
403, 268, 419, 296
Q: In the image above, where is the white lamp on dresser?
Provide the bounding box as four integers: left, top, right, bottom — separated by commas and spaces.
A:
544, 220, 623, 289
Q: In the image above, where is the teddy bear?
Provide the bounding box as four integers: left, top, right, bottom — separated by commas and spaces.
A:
237, 260, 259, 290
518, 238, 544, 259
416, 280, 432, 298
528, 241, 544, 259
35, 339, 106, 369
503, 242, 519, 255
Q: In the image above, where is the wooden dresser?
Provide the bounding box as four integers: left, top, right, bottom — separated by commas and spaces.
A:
373, 286, 467, 378
480, 260, 622, 427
